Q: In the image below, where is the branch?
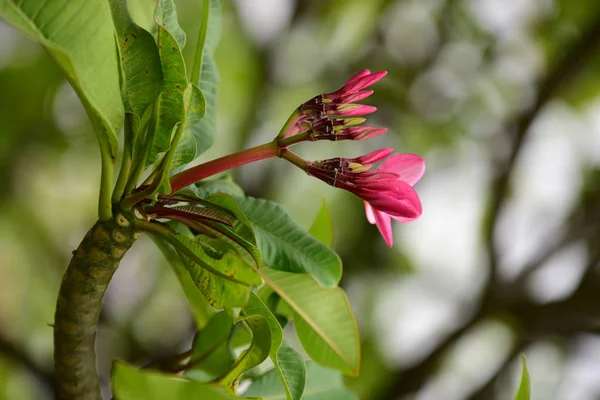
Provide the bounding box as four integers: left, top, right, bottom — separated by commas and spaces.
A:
484, 11, 600, 282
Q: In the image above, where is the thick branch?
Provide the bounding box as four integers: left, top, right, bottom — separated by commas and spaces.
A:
54, 214, 138, 400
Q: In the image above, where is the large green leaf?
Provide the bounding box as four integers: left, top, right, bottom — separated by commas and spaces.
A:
260, 269, 360, 376
189, 0, 221, 157
170, 83, 206, 169
0, 0, 123, 157
112, 361, 239, 400
175, 233, 261, 309
309, 200, 334, 247
145, 2, 188, 166
236, 197, 342, 287
514, 356, 531, 400
243, 294, 306, 400
192, 178, 245, 199
187, 311, 236, 382
109, 0, 162, 120
216, 315, 271, 392
245, 361, 358, 400
150, 234, 214, 329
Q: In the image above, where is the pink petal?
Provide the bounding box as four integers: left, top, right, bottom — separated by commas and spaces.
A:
373, 208, 394, 246
341, 90, 374, 103
365, 202, 376, 224
362, 181, 422, 219
335, 104, 377, 117
379, 153, 425, 186
356, 148, 393, 164
342, 69, 372, 89
347, 126, 388, 140
392, 214, 420, 224
342, 71, 388, 93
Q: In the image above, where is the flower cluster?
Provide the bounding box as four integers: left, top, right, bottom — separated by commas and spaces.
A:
280, 70, 425, 246
278, 70, 389, 144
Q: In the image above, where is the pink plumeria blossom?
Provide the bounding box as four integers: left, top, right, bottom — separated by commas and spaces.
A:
306, 149, 423, 222
363, 153, 425, 247
278, 70, 388, 143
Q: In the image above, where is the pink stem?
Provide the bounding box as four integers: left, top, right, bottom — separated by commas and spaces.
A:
169, 141, 280, 193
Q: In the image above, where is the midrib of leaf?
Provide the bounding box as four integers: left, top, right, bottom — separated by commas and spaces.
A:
258, 271, 350, 366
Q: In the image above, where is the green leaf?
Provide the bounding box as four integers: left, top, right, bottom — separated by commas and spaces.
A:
145, 4, 188, 166
170, 83, 206, 169
192, 178, 245, 199
154, 0, 186, 49
216, 315, 271, 392
309, 200, 334, 247
175, 233, 261, 309
514, 355, 531, 400
260, 269, 360, 377
189, 0, 221, 157
245, 361, 357, 400
236, 197, 342, 287
187, 311, 236, 381
112, 361, 239, 400
243, 294, 306, 400
0, 0, 123, 157
109, 0, 162, 121
150, 234, 214, 329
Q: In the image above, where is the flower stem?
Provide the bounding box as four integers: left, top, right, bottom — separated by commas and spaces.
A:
280, 148, 309, 171
54, 213, 138, 399
169, 141, 280, 193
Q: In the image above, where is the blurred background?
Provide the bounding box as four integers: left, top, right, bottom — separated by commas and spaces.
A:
2, 0, 600, 399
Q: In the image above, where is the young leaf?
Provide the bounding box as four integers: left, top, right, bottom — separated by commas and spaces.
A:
189, 0, 221, 157
112, 361, 239, 400
187, 311, 236, 381
309, 199, 334, 247
243, 294, 306, 400
154, 0, 186, 49
260, 268, 361, 377
175, 234, 261, 309
108, 0, 162, 121
150, 235, 215, 329
514, 355, 531, 400
215, 315, 272, 392
245, 361, 358, 400
0, 0, 123, 157
236, 197, 342, 287
145, 2, 189, 166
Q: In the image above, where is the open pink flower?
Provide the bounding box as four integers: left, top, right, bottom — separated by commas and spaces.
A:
306, 149, 423, 222
364, 153, 425, 247
279, 70, 388, 142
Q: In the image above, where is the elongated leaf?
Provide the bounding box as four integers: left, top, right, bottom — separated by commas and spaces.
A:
216, 315, 271, 391
171, 83, 206, 168
514, 356, 531, 400
245, 361, 358, 400
150, 235, 214, 328
109, 0, 162, 120
154, 0, 185, 49
189, 0, 221, 157
309, 200, 334, 247
175, 233, 261, 309
260, 269, 360, 376
112, 361, 239, 400
145, 4, 188, 165
243, 294, 306, 400
187, 311, 236, 381
236, 197, 342, 287
1, 0, 123, 157
192, 179, 245, 199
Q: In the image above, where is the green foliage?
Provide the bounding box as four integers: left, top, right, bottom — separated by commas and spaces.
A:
309, 200, 334, 247
112, 361, 239, 400
0, 0, 123, 157
514, 356, 531, 400
189, 0, 221, 156
236, 197, 342, 288
260, 269, 361, 377
243, 294, 307, 400
245, 361, 358, 400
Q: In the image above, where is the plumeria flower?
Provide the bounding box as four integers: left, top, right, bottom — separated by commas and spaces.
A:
300, 149, 423, 224
278, 70, 388, 144
364, 153, 425, 246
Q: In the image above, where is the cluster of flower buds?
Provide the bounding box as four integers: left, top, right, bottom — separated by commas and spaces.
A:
277, 70, 389, 145
278, 70, 425, 246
